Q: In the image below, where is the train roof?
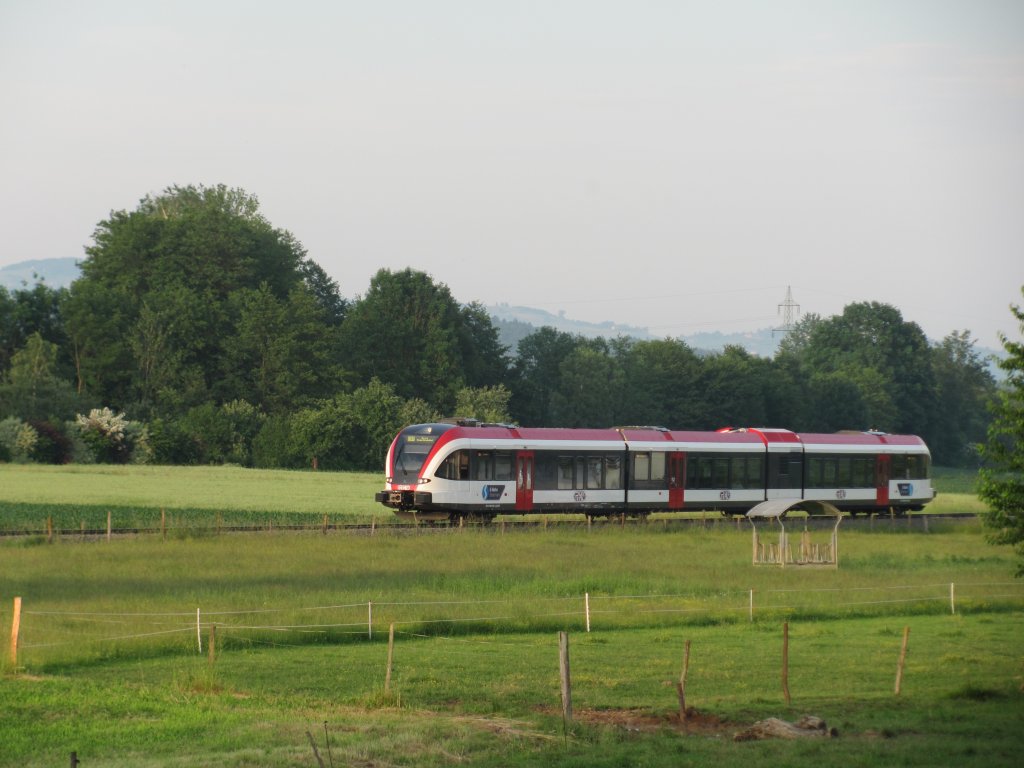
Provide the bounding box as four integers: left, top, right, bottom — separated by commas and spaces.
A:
620, 428, 765, 447
794, 434, 933, 450
403, 424, 928, 452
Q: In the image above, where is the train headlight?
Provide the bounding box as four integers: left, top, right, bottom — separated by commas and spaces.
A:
417, 478, 431, 485
385, 477, 393, 483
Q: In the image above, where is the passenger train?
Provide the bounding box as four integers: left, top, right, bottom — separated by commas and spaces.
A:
374, 421, 935, 522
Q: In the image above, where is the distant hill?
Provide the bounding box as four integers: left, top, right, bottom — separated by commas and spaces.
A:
488, 303, 656, 341
488, 303, 780, 358
0, 258, 80, 290
5, 260, 998, 371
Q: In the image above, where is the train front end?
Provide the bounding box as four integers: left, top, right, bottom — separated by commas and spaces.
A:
374, 423, 454, 520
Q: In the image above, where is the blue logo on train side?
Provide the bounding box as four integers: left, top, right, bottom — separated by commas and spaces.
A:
483, 485, 505, 501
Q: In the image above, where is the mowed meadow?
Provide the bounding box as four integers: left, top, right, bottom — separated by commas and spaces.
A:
1, 464, 1022, 767
0, 464, 989, 533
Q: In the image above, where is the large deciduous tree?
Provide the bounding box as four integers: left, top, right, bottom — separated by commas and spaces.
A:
509, 327, 588, 426
779, 302, 936, 434
929, 330, 996, 465
0, 283, 70, 377
550, 343, 622, 427
64, 184, 344, 415
979, 288, 1024, 575
339, 269, 508, 412
0, 332, 81, 422
616, 338, 704, 429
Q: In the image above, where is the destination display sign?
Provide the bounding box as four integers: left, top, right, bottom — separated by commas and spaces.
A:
406, 435, 439, 444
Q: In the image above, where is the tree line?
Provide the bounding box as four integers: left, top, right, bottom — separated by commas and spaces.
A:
0, 184, 1001, 470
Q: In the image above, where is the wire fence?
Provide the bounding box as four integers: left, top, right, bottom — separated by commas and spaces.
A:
0, 508, 982, 539
9, 581, 1024, 668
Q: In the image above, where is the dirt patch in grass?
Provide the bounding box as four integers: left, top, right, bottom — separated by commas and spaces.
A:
544, 706, 738, 736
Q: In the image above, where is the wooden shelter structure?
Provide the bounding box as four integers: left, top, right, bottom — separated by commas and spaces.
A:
746, 500, 843, 568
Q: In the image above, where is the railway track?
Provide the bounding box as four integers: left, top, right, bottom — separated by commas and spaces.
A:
0, 512, 979, 539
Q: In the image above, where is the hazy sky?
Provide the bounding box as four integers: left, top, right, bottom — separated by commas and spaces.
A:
2, 1, 1022, 346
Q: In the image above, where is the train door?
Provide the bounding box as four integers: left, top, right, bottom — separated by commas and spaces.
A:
516, 451, 535, 512
875, 454, 891, 507
668, 452, 686, 510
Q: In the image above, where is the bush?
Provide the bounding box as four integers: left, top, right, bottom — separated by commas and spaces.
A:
252, 414, 303, 469
148, 417, 200, 464
0, 417, 38, 463
27, 420, 73, 464
150, 400, 264, 465
73, 407, 152, 464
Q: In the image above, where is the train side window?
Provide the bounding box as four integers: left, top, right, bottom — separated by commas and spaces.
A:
897, 454, 928, 480
891, 455, 906, 479
685, 455, 697, 487
806, 458, 822, 488
727, 455, 746, 489
713, 457, 729, 487
769, 453, 801, 489
634, 453, 650, 482
473, 451, 494, 480
494, 452, 514, 481
587, 456, 603, 489
853, 457, 873, 487
729, 455, 764, 490
606, 456, 621, 489
686, 454, 716, 490
558, 457, 574, 490
729, 456, 745, 489
534, 454, 558, 490
436, 453, 456, 480
913, 454, 929, 479
436, 450, 471, 481
837, 458, 852, 487
651, 452, 666, 481
748, 456, 764, 487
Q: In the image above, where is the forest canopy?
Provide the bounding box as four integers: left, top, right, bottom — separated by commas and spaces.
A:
0, 184, 1002, 470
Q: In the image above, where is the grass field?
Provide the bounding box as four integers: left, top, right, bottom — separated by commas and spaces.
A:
1, 464, 1021, 766
0, 462, 991, 533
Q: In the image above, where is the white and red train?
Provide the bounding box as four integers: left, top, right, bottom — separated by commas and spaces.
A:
375, 421, 935, 522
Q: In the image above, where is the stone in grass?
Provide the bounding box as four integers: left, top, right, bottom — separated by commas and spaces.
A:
734, 715, 838, 741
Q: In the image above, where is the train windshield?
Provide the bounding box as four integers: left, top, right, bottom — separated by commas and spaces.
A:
391, 425, 453, 480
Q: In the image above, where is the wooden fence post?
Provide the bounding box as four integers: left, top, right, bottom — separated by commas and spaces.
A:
895, 626, 910, 695
782, 621, 791, 706
208, 623, 217, 667
558, 631, 572, 725
676, 639, 691, 720
584, 592, 591, 633
161, 507, 166, 540
106, 509, 112, 542
385, 623, 395, 692
9, 596, 21, 669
